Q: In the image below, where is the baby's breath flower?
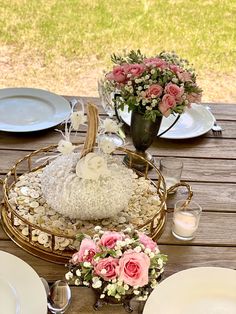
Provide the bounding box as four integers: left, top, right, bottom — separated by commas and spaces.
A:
75, 269, 81, 277
65, 271, 73, 281
134, 246, 142, 253
75, 278, 80, 286
100, 294, 105, 299
133, 290, 140, 295
124, 284, 129, 290
94, 225, 102, 232
83, 261, 91, 268
83, 281, 89, 286
145, 248, 152, 254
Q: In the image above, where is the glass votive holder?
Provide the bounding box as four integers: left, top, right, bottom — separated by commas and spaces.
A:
160, 157, 183, 193
172, 199, 202, 241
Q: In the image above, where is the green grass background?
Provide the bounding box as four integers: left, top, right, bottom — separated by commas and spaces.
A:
0, 0, 235, 74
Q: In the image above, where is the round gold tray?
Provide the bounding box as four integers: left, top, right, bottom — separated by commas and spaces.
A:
0, 145, 192, 264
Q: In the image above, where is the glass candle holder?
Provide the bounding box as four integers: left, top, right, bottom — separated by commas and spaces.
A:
172, 199, 202, 241
160, 157, 183, 193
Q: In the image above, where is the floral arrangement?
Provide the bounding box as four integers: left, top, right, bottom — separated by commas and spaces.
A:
104, 50, 202, 122
65, 227, 167, 303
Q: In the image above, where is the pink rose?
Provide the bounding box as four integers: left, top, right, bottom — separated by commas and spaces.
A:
138, 233, 159, 252
164, 83, 184, 100
94, 257, 119, 281
124, 63, 145, 77
159, 94, 176, 117
187, 92, 202, 104
100, 231, 123, 249
177, 71, 192, 82
119, 251, 150, 287
72, 238, 97, 264
169, 64, 182, 74
106, 65, 127, 83
145, 84, 163, 98
144, 58, 167, 69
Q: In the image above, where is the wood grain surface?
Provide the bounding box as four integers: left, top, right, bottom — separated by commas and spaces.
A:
0, 99, 236, 314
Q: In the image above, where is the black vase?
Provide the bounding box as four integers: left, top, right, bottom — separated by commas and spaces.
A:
124, 110, 162, 172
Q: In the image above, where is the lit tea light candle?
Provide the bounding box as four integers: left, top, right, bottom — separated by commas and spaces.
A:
172, 211, 198, 239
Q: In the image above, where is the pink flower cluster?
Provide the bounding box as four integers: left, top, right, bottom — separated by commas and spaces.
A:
105, 52, 202, 120
71, 230, 159, 287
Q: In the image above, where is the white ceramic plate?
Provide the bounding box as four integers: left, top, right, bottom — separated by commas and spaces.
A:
0, 87, 71, 132
144, 267, 236, 314
0, 251, 47, 314
118, 104, 215, 139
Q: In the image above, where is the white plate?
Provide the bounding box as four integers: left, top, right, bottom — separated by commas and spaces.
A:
118, 104, 215, 139
0, 251, 47, 314
144, 267, 236, 314
0, 87, 71, 132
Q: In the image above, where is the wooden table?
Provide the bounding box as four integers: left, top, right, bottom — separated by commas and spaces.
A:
1, 98, 236, 313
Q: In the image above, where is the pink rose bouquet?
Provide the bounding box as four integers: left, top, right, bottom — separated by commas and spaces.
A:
66, 227, 167, 304
104, 50, 202, 121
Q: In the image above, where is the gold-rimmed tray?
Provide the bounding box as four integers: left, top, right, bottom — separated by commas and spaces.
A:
1, 145, 190, 264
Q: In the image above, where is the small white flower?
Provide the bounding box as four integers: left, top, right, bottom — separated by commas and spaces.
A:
124, 284, 129, 290
115, 294, 121, 299
92, 280, 102, 289
75, 269, 81, 277
102, 118, 120, 134
83, 261, 91, 268
151, 69, 155, 74
172, 77, 178, 83
134, 246, 142, 253
65, 271, 73, 281
145, 248, 151, 254
99, 137, 116, 154
149, 252, 155, 258
116, 249, 122, 257
57, 140, 76, 155
94, 226, 102, 232
111, 279, 117, 284
117, 280, 123, 287
83, 281, 89, 286
135, 79, 139, 84
127, 80, 132, 85
158, 258, 163, 268
100, 294, 105, 299
151, 269, 156, 275
75, 279, 80, 285
134, 285, 139, 290
138, 86, 142, 91
133, 290, 140, 295
145, 75, 150, 80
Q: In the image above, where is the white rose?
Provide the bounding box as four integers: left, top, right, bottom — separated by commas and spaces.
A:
102, 118, 120, 133
57, 140, 76, 155
76, 153, 110, 180
71, 111, 87, 131
99, 138, 116, 154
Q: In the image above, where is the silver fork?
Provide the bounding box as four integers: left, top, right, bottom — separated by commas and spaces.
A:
212, 121, 223, 136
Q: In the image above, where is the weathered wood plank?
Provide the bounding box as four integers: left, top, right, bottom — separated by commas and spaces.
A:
206, 103, 236, 121
166, 182, 236, 212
